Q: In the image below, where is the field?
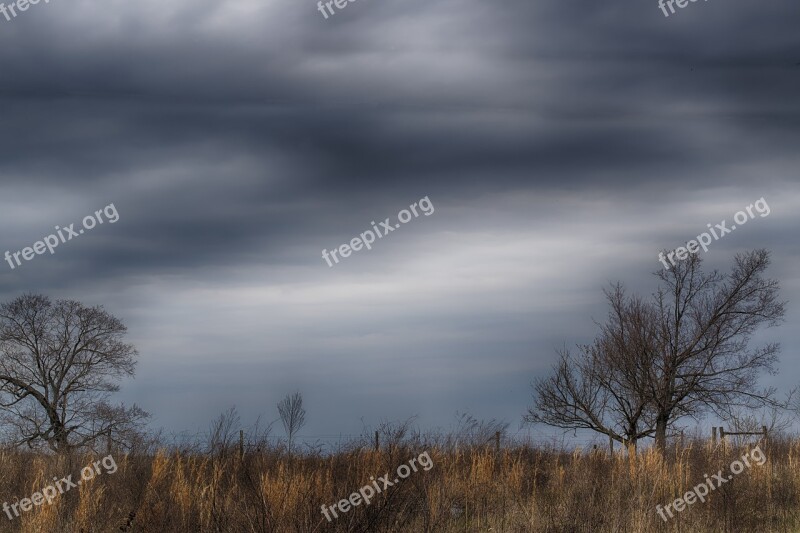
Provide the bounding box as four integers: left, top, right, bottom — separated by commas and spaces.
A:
0, 437, 796, 532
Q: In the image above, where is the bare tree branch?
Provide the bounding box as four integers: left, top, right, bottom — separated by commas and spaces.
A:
0, 294, 149, 453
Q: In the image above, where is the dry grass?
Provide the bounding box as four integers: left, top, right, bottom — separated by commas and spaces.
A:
0, 438, 796, 532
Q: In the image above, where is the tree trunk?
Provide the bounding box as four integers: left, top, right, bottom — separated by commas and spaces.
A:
51, 421, 70, 455
626, 439, 637, 456
655, 416, 668, 456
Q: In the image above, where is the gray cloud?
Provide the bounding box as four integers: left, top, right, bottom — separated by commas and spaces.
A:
0, 0, 798, 442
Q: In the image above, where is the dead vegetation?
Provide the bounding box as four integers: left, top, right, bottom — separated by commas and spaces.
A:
0, 434, 795, 532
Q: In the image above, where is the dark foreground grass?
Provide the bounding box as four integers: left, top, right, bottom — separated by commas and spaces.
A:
0, 437, 795, 532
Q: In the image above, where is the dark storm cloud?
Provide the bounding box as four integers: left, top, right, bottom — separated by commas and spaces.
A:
0, 0, 797, 438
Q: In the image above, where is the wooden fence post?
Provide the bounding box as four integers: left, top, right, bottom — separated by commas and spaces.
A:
712, 426, 717, 445
609, 435, 614, 456
374, 431, 379, 452
762, 425, 769, 447
239, 429, 244, 461
495, 431, 501, 453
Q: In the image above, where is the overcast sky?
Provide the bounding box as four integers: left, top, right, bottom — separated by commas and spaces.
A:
0, 0, 798, 445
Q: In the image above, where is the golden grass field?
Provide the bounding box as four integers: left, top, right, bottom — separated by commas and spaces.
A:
0, 438, 795, 532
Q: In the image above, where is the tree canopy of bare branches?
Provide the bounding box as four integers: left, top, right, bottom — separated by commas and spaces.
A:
277, 391, 306, 453
0, 294, 149, 453
527, 250, 786, 454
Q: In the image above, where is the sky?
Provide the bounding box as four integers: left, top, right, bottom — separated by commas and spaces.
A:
0, 0, 798, 447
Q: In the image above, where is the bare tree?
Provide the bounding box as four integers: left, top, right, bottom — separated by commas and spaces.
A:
725, 403, 793, 445
649, 249, 785, 452
0, 294, 149, 453
527, 250, 786, 455
526, 286, 658, 449
207, 406, 241, 458
244, 415, 276, 454
453, 411, 510, 447
277, 392, 306, 453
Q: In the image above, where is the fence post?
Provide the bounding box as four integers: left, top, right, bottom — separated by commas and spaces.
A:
680, 430, 685, 450
239, 429, 244, 461
609, 435, 614, 455
374, 431, 379, 452
762, 425, 769, 447
712, 426, 717, 445
495, 431, 501, 453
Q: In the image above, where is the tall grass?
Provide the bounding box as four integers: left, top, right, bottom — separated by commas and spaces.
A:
0, 437, 796, 532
